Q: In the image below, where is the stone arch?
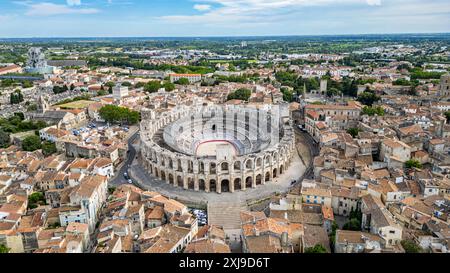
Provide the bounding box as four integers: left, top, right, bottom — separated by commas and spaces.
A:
234, 161, 241, 171
161, 171, 166, 181
245, 176, 253, 188
280, 165, 284, 175
245, 159, 253, 170
265, 172, 271, 182
169, 174, 174, 184
256, 174, 262, 185
177, 159, 182, 172
199, 179, 206, 191
234, 178, 242, 191
273, 168, 278, 179
209, 163, 217, 175
188, 178, 195, 190
265, 155, 271, 166
177, 176, 183, 187
221, 162, 229, 172
256, 158, 262, 168
221, 179, 230, 193
199, 162, 205, 174
187, 160, 194, 174
210, 179, 217, 192
154, 168, 159, 178
168, 158, 173, 170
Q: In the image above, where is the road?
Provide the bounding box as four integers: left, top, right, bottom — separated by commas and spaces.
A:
109, 130, 140, 187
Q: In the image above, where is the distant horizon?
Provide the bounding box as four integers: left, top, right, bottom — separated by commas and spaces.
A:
1, 32, 450, 40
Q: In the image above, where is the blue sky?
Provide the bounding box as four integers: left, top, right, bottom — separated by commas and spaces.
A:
0, 0, 449, 37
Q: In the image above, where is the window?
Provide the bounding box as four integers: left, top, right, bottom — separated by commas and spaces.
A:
389, 230, 395, 234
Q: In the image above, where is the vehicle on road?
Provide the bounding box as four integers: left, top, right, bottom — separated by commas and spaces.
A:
128, 179, 133, 184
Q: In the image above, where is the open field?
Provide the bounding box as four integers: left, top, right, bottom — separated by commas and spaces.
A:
58, 100, 95, 109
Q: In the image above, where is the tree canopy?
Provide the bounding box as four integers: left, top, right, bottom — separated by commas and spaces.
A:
0, 130, 10, 148
362, 106, 385, 116
227, 88, 252, 101
405, 159, 422, 169
99, 105, 140, 125
357, 92, 380, 106
22, 135, 42, 152
304, 244, 328, 253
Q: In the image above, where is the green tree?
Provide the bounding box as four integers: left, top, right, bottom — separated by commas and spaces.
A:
405, 159, 422, 169
0, 130, 10, 148
0, 244, 10, 253
163, 82, 175, 92
28, 192, 46, 209
144, 81, 161, 93
175, 78, 190, 85
401, 240, 422, 253
99, 105, 140, 125
304, 244, 328, 253
357, 92, 380, 106
362, 106, 385, 116
343, 218, 361, 231
42, 141, 57, 156
445, 111, 450, 124
10, 90, 24, 104
22, 135, 42, 152
281, 88, 294, 102
227, 88, 252, 101
347, 128, 361, 138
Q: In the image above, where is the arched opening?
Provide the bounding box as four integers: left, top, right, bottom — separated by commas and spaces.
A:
177, 176, 183, 187
210, 163, 217, 175
161, 171, 166, 181
212, 124, 216, 131
210, 179, 217, 192
273, 168, 278, 178
280, 165, 284, 175
265, 172, 271, 182
169, 174, 174, 184
188, 161, 194, 174
221, 180, 230, 193
188, 178, 195, 190
256, 174, 262, 185
221, 162, 229, 172
265, 156, 271, 166
234, 178, 242, 191
245, 176, 253, 188
234, 161, 241, 171
177, 159, 182, 172
256, 158, 262, 168
154, 168, 159, 178
245, 160, 253, 170
199, 179, 206, 191
168, 159, 173, 169
199, 162, 205, 174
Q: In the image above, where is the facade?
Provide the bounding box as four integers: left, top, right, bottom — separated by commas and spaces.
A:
439, 74, 450, 97
113, 84, 129, 101
140, 103, 296, 193
169, 73, 202, 84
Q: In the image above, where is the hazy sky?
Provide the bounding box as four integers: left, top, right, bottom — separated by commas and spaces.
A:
0, 0, 449, 37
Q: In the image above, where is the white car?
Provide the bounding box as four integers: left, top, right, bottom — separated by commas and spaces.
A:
128, 179, 133, 184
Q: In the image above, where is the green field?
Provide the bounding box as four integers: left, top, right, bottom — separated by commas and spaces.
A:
58, 100, 95, 109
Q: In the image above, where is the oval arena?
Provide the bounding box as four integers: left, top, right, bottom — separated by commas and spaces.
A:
139, 103, 296, 194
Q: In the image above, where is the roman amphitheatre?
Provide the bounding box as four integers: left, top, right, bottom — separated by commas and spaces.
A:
136, 102, 308, 204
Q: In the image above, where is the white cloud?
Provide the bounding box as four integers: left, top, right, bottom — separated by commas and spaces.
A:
160, 0, 385, 25
66, 0, 82, 6
194, 4, 212, 11
25, 2, 99, 16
